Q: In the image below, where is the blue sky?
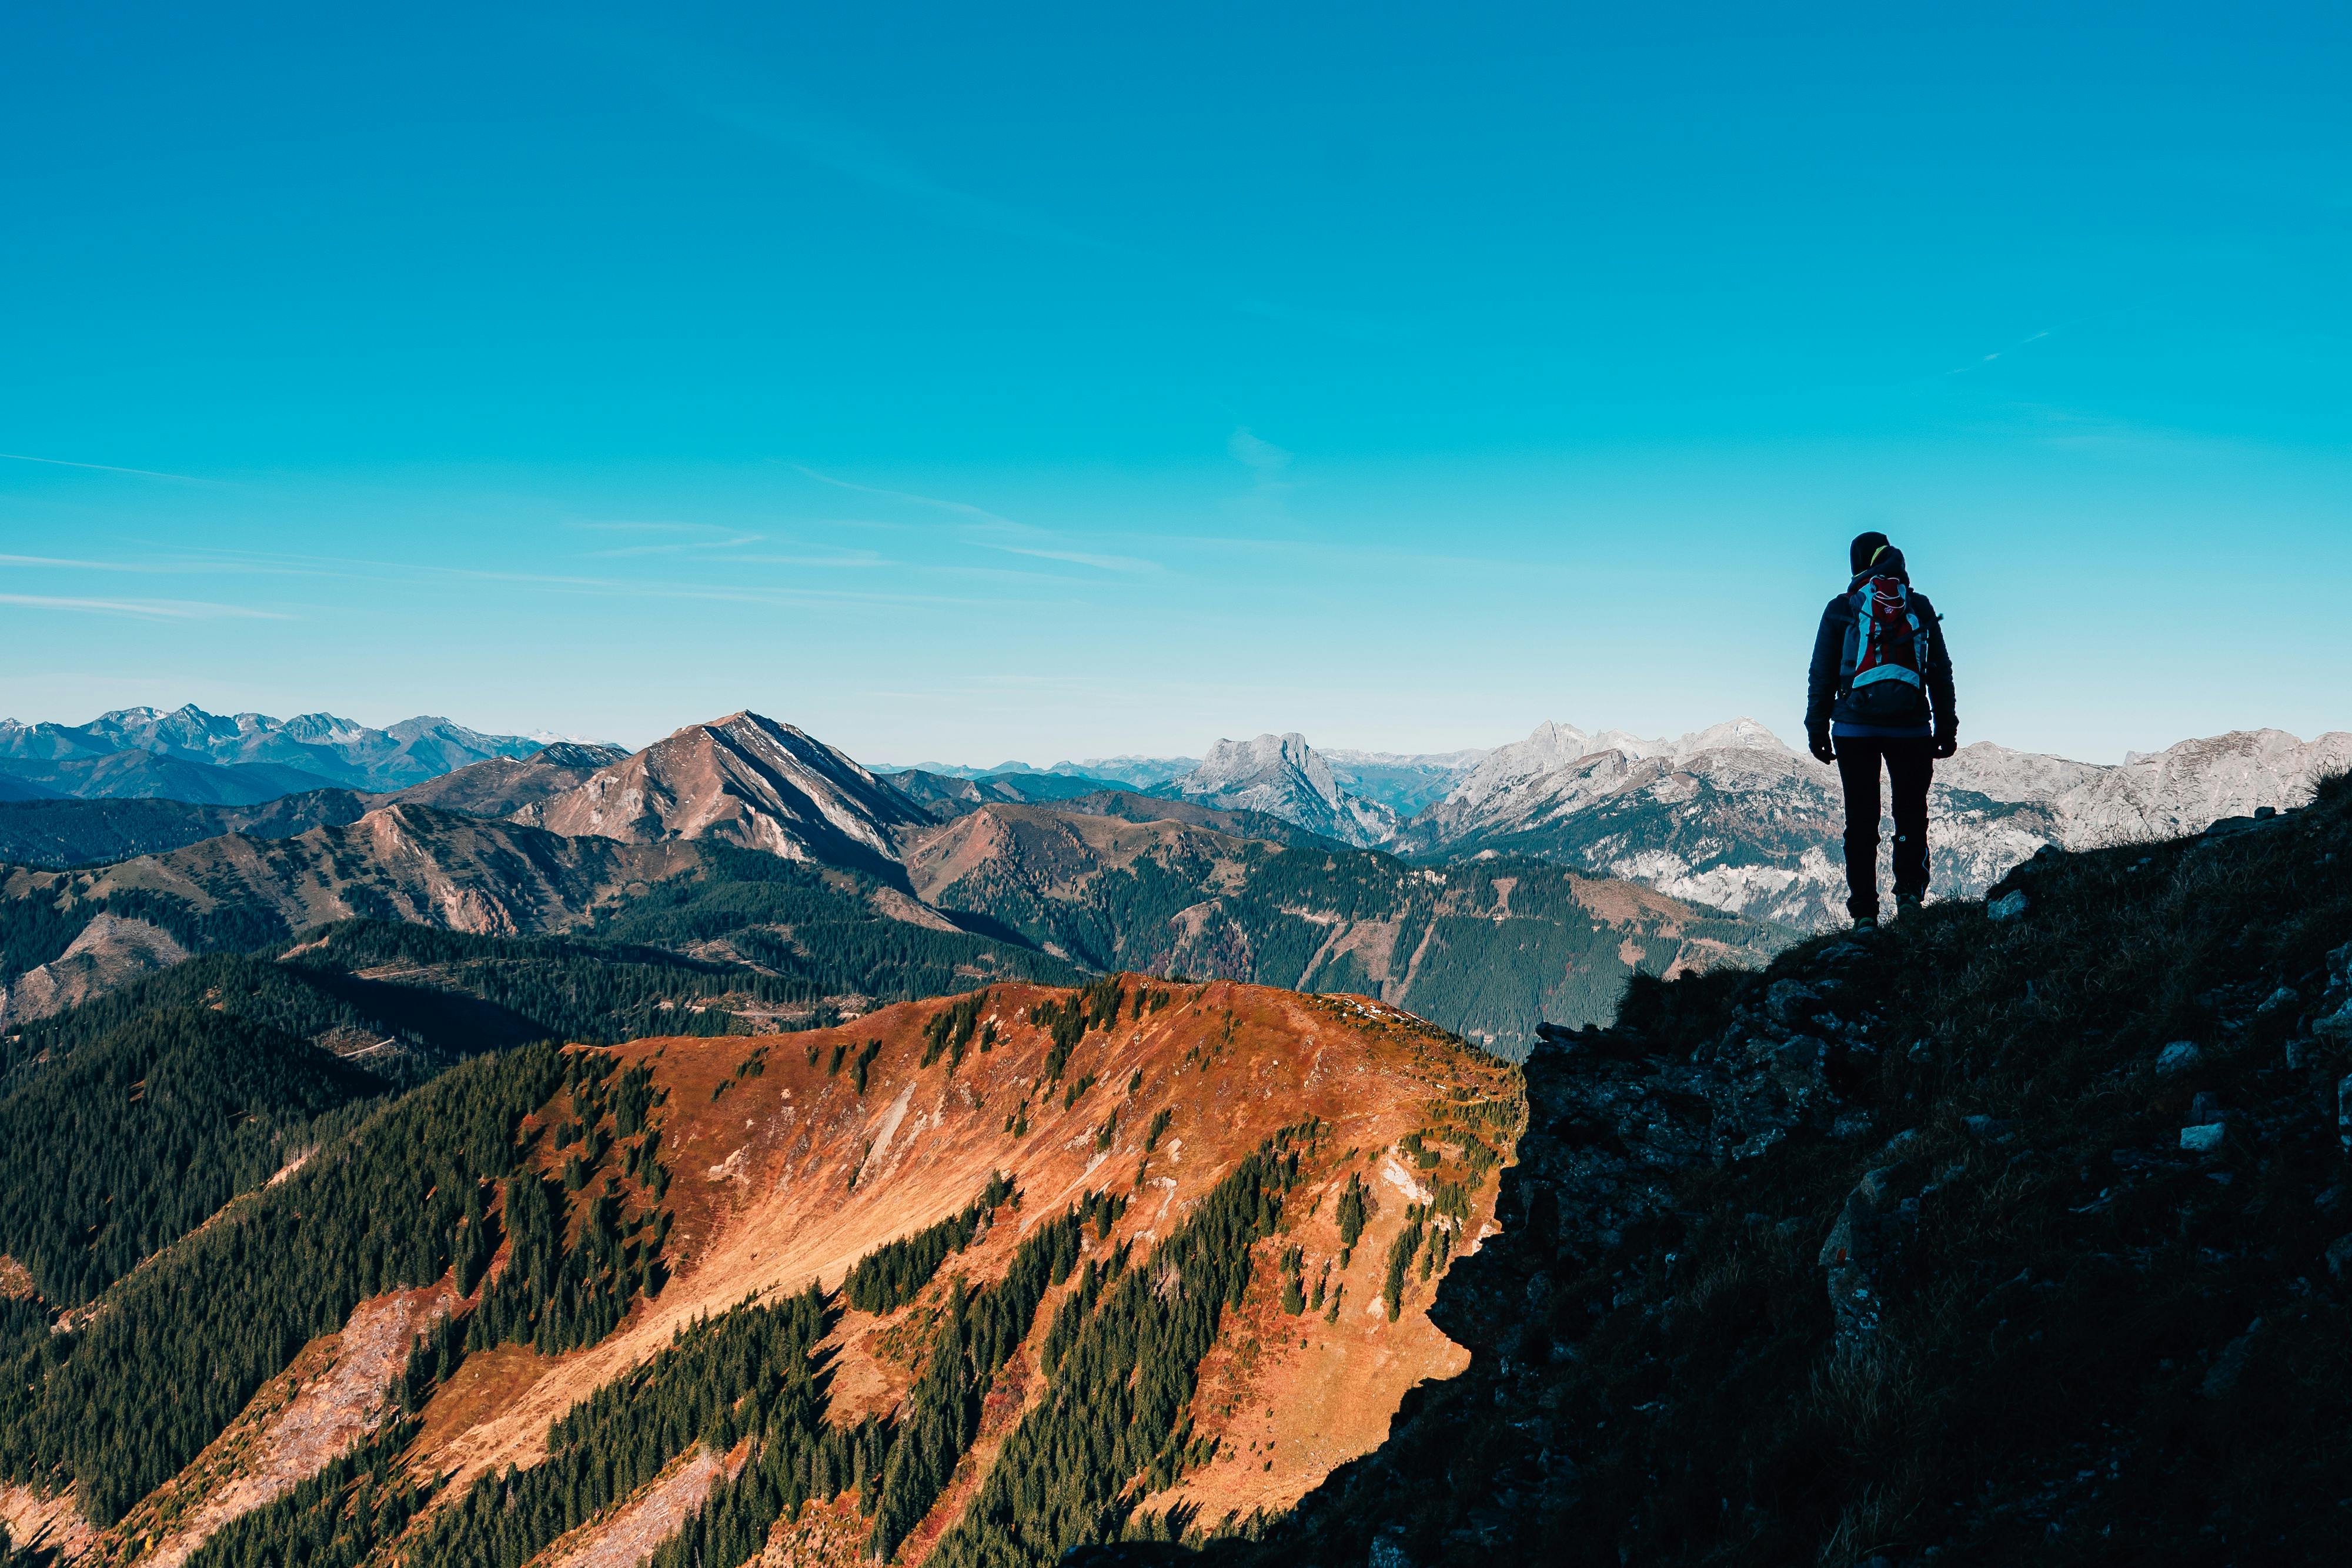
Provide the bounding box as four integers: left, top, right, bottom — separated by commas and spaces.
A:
3, 1, 2347, 765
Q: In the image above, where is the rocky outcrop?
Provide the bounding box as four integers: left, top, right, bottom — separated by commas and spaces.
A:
0, 912, 189, 1027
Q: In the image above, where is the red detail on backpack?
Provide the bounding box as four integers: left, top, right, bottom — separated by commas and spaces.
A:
1850, 574, 1922, 686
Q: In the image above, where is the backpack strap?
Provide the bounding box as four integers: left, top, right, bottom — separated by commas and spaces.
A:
1836, 588, 1868, 696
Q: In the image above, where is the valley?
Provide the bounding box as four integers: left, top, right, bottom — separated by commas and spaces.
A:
901, 803, 1776, 1055
1, 710, 1790, 1055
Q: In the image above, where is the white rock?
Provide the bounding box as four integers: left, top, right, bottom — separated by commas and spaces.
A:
1165, 733, 1401, 847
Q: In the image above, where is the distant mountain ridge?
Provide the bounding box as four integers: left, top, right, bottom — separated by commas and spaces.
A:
1395, 718, 2352, 928
0, 744, 630, 870
1320, 745, 1491, 814
0, 703, 564, 800
883, 767, 1132, 818
905, 718, 2352, 931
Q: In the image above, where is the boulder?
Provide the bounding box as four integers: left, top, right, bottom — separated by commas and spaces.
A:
1819, 1166, 1905, 1352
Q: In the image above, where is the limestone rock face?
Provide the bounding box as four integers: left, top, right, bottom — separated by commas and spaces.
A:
1167, 733, 1401, 848
0, 912, 189, 1027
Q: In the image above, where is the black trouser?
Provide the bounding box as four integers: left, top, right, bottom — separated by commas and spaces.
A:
1834, 735, 1933, 918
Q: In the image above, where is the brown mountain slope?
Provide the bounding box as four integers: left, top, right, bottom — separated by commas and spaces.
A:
901, 803, 1788, 1054
422, 982, 1516, 1511
516, 712, 928, 877
378, 748, 620, 818
72, 803, 696, 937
57, 979, 1518, 1565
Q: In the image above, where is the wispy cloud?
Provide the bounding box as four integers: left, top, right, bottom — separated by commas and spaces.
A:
0, 553, 163, 571
601, 32, 1121, 258
154, 547, 1011, 611
795, 464, 1160, 574
1228, 426, 1295, 508
1942, 328, 2053, 377
0, 593, 292, 621
794, 466, 1022, 527
594, 30, 1403, 346
587, 534, 767, 558
991, 545, 1158, 573
719, 550, 895, 568
0, 452, 223, 484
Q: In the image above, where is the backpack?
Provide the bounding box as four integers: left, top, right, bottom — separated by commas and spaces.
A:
1838, 575, 1932, 723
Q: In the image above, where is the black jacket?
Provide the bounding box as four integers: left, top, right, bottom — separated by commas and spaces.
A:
1803, 554, 1956, 739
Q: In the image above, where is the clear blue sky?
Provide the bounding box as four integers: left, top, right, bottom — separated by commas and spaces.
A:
4, 1, 2347, 765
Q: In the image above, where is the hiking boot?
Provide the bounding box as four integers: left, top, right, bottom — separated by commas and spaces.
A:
1895, 894, 1925, 918
1852, 915, 1879, 933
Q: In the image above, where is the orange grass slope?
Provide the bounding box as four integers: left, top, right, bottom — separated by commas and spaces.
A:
413, 976, 1523, 1557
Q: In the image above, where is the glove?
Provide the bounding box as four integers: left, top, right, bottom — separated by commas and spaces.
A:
1808, 730, 1836, 764
1933, 733, 1957, 760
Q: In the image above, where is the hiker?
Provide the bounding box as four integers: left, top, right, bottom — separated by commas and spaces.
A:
1805, 531, 1957, 930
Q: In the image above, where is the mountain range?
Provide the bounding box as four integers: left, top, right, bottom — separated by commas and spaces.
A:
0, 712, 1786, 1055
0, 704, 564, 803
884, 719, 2351, 931
2, 706, 2340, 1003
1391, 718, 2352, 927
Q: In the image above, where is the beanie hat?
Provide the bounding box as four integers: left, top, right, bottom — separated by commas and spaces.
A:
1849, 531, 1892, 576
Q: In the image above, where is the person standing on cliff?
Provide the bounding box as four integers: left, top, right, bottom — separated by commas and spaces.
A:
1805, 531, 1958, 931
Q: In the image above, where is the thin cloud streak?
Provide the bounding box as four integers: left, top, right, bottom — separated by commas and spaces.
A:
586, 534, 766, 557
793, 465, 1022, 527
616, 35, 1128, 261
598, 31, 1400, 346
719, 551, 896, 568
0, 553, 167, 571
0, 593, 292, 621
0, 452, 223, 484
570, 521, 739, 534
794, 465, 1160, 573
989, 544, 1160, 573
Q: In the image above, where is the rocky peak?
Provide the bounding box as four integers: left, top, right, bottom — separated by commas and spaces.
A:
1169, 732, 1399, 848
1182, 733, 1345, 806
517, 710, 928, 876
